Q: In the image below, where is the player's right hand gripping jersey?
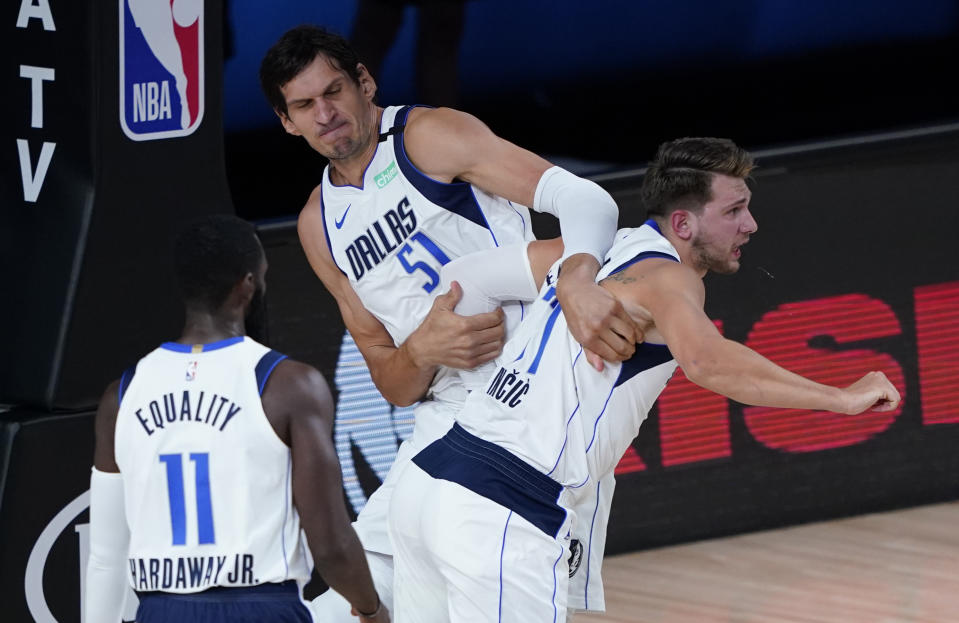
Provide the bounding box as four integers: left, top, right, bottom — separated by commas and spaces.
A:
319, 105, 534, 432
114, 337, 312, 594
448, 220, 680, 500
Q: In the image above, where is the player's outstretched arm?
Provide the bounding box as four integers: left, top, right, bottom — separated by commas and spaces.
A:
610, 261, 901, 414
403, 107, 637, 370
261, 360, 389, 621
298, 190, 504, 406
86, 381, 132, 623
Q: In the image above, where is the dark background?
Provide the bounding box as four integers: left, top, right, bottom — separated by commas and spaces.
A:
3, 2, 959, 620
222, 0, 959, 221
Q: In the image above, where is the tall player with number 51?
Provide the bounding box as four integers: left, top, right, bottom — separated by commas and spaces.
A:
260, 25, 640, 621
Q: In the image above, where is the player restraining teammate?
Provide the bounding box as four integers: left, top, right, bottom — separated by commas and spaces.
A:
259, 25, 637, 620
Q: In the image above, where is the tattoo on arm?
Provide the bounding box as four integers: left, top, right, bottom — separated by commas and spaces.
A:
606, 272, 636, 284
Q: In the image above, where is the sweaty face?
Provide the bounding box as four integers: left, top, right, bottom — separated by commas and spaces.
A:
689, 174, 758, 275
278, 55, 377, 161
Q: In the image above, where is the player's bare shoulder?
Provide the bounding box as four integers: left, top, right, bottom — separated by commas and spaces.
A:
403, 106, 490, 182
601, 258, 705, 340
260, 358, 335, 444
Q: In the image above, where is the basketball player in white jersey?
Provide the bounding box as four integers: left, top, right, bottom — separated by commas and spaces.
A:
259, 25, 637, 619
85, 216, 389, 622
388, 137, 902, 622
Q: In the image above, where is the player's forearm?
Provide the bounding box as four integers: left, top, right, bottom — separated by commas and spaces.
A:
310, 529, 381, 615
556, 253, 601, 298
534, 166, 618, 263
366, 341, 435, 407
85, 469, 130, 623
683, 338, 848, 413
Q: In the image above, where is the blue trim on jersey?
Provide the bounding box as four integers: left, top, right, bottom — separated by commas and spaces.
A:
550, 544, 564, 622
546, 404, 580, 477
393, 106, 498, 237
413, 423, 566, 537
160, 337, 244, 353
281, 453, 291, 578
583, 479, 603, 609
255, 350, 289, 395
546, 346, 585, 476
319, 187, 348, 277
608, 251, 678, 277
615, 343, 673, 387
644, 218, 663, 236
118, 364, 137, 405
528, 304, 563, 374
498, 511, 512, 622
584, 343, 673, 453
507, 200, 527, 237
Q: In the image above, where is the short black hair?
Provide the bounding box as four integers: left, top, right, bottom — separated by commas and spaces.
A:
641, 137, 754, 218
259, 24, 361, 117
174, 215, 263, 311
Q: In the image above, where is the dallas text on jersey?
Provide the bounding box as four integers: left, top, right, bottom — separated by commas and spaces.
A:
345, 196, 417, 280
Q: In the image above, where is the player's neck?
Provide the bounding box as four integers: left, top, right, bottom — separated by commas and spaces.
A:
660, 230, 709, 279
178, 312, 245, 346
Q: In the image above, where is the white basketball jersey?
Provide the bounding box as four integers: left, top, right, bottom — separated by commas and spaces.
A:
320, 105, 534, 424
456, 221, 680, 491
114, 337, 312, 593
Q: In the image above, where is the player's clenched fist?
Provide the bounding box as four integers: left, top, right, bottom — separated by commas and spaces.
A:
841, 371, 902, 414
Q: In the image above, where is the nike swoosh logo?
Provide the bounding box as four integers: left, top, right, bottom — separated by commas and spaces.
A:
334, 204, 351, 229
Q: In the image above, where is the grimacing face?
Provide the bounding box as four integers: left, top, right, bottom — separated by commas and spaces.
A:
278, 55, 378, 161
689, 174, 758, 275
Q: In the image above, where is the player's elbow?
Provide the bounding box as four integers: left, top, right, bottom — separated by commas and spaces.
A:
675, 346, 724, 390
310, 533, 355, 570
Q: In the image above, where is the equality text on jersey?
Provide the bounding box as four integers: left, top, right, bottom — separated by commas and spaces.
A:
345, 196, 417, 281
132, 390, 242, 436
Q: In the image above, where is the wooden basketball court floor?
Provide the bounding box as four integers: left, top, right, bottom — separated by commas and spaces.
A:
580, 501, 958, 623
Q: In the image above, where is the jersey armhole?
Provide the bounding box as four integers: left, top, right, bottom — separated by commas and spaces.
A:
392, 105, 494, 233
255, 350, 289, 396
117, 364, 138, 406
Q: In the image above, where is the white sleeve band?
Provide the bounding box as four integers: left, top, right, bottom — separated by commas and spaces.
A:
439, 242, 539, 315
85, 468, 130, 623
532, 166, 618, 263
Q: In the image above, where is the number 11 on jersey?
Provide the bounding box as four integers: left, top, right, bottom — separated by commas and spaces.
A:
159, 452, 216, 545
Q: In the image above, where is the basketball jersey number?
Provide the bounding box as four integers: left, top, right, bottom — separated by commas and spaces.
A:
159, 453, 216, 546
397, 231, 451, 293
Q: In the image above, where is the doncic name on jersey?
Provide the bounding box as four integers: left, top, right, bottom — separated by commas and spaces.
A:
119, 0, 204, 141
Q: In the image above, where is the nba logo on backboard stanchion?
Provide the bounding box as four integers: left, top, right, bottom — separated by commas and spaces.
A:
119, 0, 204, 141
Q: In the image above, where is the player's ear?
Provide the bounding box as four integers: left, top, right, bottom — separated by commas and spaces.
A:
234, 272, 256, 307
671, 210, 693, 241
356, 63, 377, 99
275, 108, 301, 136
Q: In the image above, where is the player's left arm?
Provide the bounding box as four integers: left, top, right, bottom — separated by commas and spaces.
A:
403, 107, 638, 369
262, 360, 385, 619
437, 238, 564, 317
86, 380, 131, 623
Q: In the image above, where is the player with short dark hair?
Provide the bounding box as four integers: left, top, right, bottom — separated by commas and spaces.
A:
261, 24, 636, 620
84, 215, 389, 622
